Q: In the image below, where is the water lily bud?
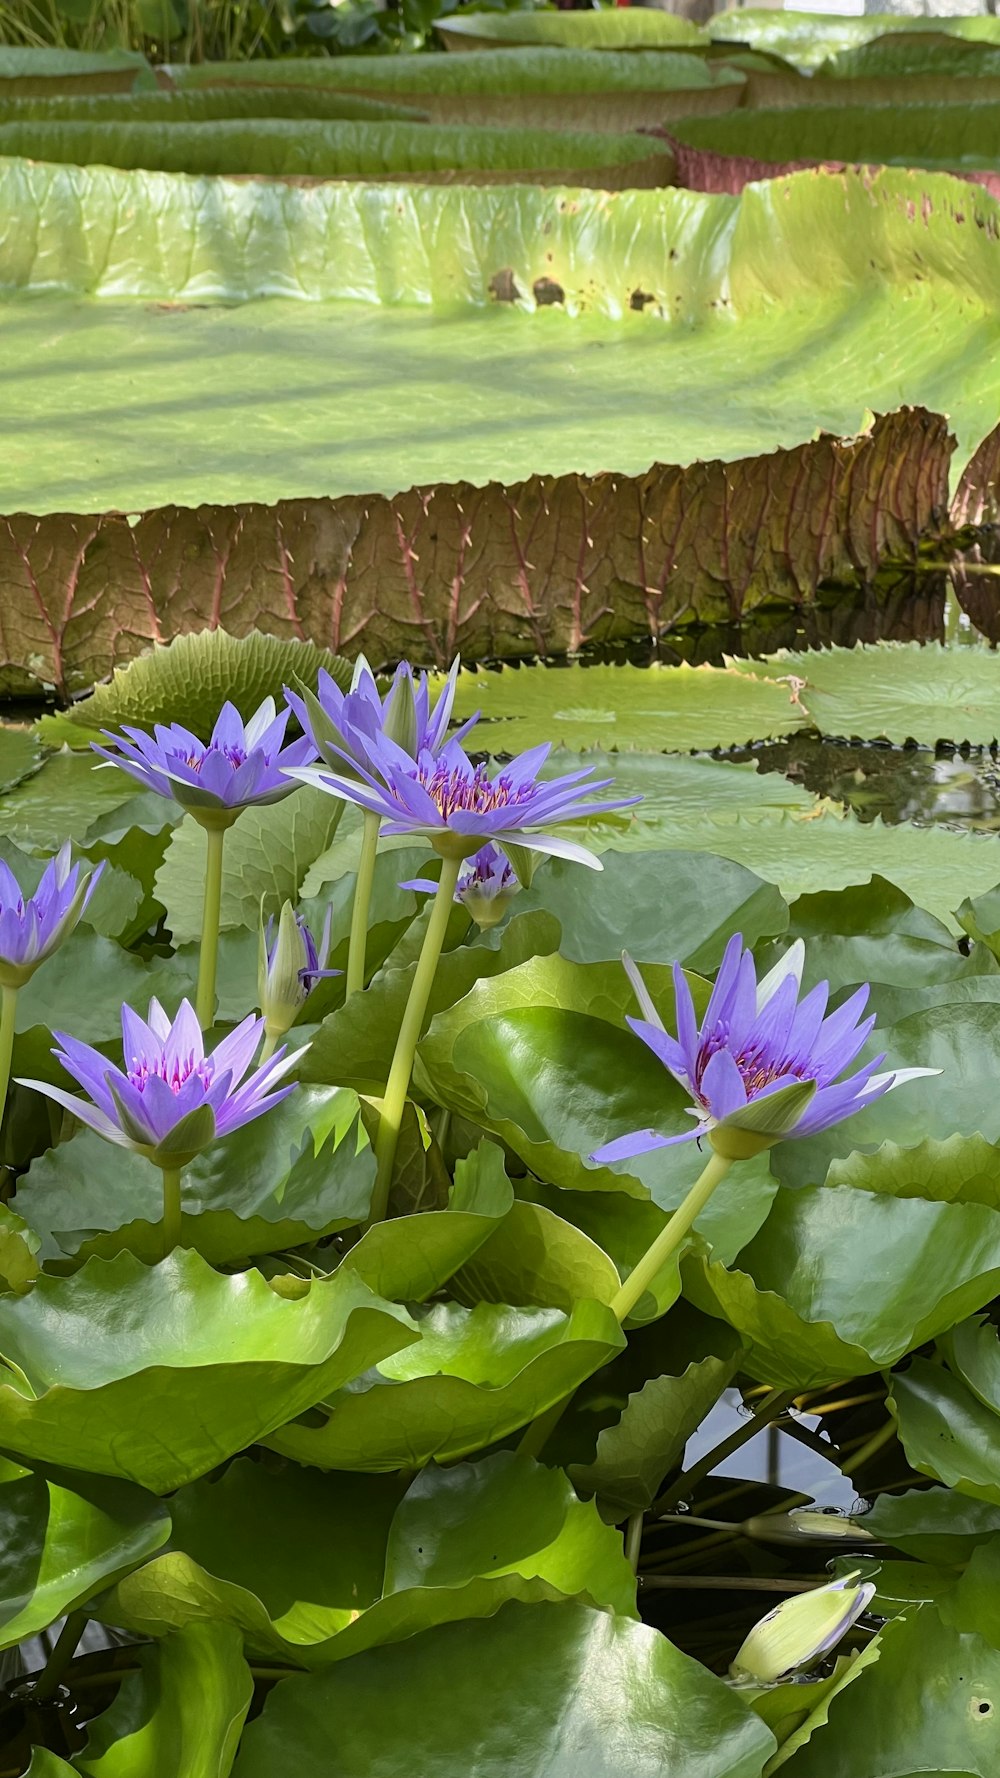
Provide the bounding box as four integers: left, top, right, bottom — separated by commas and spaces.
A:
258, 900, 335, 1042
708, 1078, 818, 1161
742, 1511, 879, 1547
730, 1572, 876, 1685
400, 844, 522, 931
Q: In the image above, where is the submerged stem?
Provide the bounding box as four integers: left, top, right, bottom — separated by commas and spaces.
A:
0, 985, 17, 1135
161, 1166, 183, 1258
34, 1611, 87, 1702
369, 855, 462, 1225
195, 823, 227, 1030
625, 1512, 644, 1575
653, 1389, 798, 1517
346, 810, 382, 999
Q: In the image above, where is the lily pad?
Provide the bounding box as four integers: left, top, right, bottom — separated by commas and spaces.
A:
433, 10, 708, 49
101, 1451, 633, 1667
825, 1134, 1000, 1209
889, 1358, 1000, 1503
340, 1140, 513, 1303
708, 9, 1000, 74
447, 662, 804, 752
0, 1456, 169, 1652
267, 1298, 625, 1472
686, 1184, 1000, 1389
74, 1621, 252, 1778
0, 1249, 417, 1492
232, 1600, 776, 1778
36, 629, 351, 751
731, 642, 1000, 746
863, 1486, 1000, 1564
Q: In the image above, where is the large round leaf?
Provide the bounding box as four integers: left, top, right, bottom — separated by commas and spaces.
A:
101, 1451, 633, 1666
889, 1358, 1000, 1504
686, 1185, 1000, 1389
518, 847, 789, 974
434, 10, 707, 47
17, 1088, 375, 1268
775, 1604, 1000, 1778
733, 641, 1000, 747
0, 1250, 417, 1492
0, 1456, 168, 1652
824, 1133, 1000, 1210
267, 1299, 625, 1471
753, 876, 975, 995
863, 1485, 1000, 1564
233, 1601, 776, 1778
340, 1139, 514, 1303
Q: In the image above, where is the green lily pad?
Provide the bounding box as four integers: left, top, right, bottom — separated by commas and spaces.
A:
0, 88, 428, 126
676, 101, 1000, 176
749, 1643, 883, 1775
232, 1600, 776, 1778
825, 1134, 1000, 1209
863, 1486, 1000, 1564
771, 1603, 1000, 1777
708, 9, 1000, 74
0, 118, 672, 187
101, 1450, 633, 1667
0, 1456, 169, 1652
0, 1204, 39, 1294
452, 1196, 622, 1315
570, 1344, 738, 1516
74, 1621, 252, 1778
0, 1249, 417, 1492
939, 1534, 1000, 1646
889, 1358, 1000, 1504
17, 1087, 375, 1268
434, 10, 707, 49
731, 642, 1000, 747
754, 876, 974, 995
37, 629, 351, 750
686, 1185, 1000, 1389
340, 1140, 513, 1303
268, 1298, 626, 1472
0, 752, 137, 849
0, 725, 42, 792
448, 663, 803, 752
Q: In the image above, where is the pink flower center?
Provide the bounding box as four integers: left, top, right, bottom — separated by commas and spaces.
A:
128, 1051, 214, 1095
419, 762, 535, 820
176, 743, 249, 773
695, 1028, 809, 1104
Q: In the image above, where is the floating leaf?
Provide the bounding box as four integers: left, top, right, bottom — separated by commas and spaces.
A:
0, 1203, 39, 1293
0, 1250, 417, 1492
569, 1343, 738, 1515
0, 726, 42, 792
37, 630, 351, 750
0, 1457, 169, 1653
268, 1298, 625, 1472
433, 10, 707, 48
447, 663, 803, 752
863, 1486, 1000, 1564
518, 846, 789, 975
74, 1621, 252, 1778
0, 752, 136, 848
825, 1134, 1000, 1210
730, 642, 1000, 746
708, 9, 1000, 73
232, 1600, 776, 1778
340, 1140, 513, 1303
753, 876, 974, 995
686, 1185, 1000, 1389
889, 1358, 1000, 1504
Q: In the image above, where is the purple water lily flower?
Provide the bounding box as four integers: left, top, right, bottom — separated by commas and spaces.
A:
0, 843, 104, 990
284, 655, 475, 782
402, 843, 521, 930
93, 697, 316, 825
19, 998, 298, 1168
286, 734, 639, 868
591, 935, 938, 1166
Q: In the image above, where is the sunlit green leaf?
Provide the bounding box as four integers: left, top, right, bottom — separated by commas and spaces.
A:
74, 1621, 252, 1778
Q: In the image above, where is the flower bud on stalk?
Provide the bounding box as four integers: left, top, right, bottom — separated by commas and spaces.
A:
258, 901, 337, 1053
730, 1571, 876, 1686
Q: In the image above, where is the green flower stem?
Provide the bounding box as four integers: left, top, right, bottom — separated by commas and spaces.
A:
34, 1609, 87, 1701
259, 1028, 280, 1066
652, 1388, 797, 1517
520, 1148, 735, 1462
161, 1166, 183, 1257
609, 1147, 733, 1323
195, 822, 227, 1030
369, 854, 462, 1226
625, 1511, 643, 1575
0, 985, 17, 1133
346, 810, 382, 998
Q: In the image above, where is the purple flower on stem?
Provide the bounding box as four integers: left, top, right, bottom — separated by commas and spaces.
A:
286, 734, 639, 869
285, 657, 473, 1000
93, 697, 316, 824
592, 935, 938, 1167
95, 698, 317, 1030
20, 999, 297, 1168
0, 843, 104, 991
401, 843, 520, 930
284, 655, 473, 782
18, 999, 299, 1256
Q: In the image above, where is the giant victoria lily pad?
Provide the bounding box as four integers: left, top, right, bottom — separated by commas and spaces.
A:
1, 166, 999, 689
